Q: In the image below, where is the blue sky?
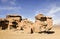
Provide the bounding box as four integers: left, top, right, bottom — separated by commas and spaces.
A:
0, 0, 60, 25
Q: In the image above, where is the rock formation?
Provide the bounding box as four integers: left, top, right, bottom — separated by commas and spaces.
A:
0, 14, 53, 33
35, 14, 53, 32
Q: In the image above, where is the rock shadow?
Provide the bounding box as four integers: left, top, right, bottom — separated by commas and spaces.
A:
39, 31, 55, 34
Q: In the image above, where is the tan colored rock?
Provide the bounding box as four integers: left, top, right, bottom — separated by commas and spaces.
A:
6, 15, 22, 30
6, 15, 22, 22
19, 18, 33, 33
0, 14, 53, 34
34, 14, 53, 32
33, 20, 41, 33
46, 17, 53, 31
35, 14, 45, 20
0, 19, 9, 30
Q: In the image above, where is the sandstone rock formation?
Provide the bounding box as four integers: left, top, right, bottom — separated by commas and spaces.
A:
6, 15, 22, 30
35, 14, 53, 32
0, 18, 9, 30
0, 14, 53, 33
18, 18, 33, 33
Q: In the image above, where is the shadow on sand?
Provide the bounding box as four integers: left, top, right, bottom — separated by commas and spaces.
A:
39, 31, 55, 34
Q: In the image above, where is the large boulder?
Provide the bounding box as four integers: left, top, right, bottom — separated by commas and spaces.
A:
0, 19, 9, 30
18, 18, 33, 33
34, 14, 53, 32
45, 17, 53, 31
32, 20, 47, 33
6, 15, 22, 30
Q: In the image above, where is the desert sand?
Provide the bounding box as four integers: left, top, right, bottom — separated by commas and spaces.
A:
0, 26, 60, 39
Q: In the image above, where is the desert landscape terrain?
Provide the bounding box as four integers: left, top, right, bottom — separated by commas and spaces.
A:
0, 25, 60, 39
0, 0, 60, 39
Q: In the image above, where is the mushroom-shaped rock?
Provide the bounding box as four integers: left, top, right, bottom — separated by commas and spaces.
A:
35, 14, 45, 20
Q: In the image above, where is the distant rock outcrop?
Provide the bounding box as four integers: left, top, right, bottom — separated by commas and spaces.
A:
0, 14, 53, 34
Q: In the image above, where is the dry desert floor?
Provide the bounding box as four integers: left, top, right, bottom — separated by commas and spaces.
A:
0, 26, 60, 39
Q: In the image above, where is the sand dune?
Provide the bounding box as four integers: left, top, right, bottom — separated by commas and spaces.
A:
0, 26, 60, 39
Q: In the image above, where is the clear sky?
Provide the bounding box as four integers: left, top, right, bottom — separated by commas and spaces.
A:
0, 0, 60, 25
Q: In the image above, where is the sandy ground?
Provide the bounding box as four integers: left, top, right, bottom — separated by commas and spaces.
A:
0, 26, 60, 39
